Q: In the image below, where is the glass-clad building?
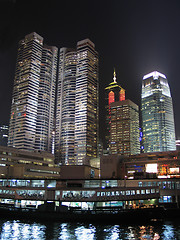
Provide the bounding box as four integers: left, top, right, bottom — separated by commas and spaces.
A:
141, 71, 176, 153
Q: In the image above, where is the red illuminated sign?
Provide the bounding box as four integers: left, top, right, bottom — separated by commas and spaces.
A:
109, 91, 115, 105
120, 89, 125, 101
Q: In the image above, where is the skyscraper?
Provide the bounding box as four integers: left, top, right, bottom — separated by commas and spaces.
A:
110, 100, 140, 155
105, 71, 140, 155
55, 39, 99, 165
35, 44, 58, 152
8, 32, 58, 152
105, 70, 125, 150
75, 39, 99, 164
141, 71, 176, 153
55, 48, 77, 164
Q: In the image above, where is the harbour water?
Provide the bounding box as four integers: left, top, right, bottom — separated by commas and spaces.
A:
0, 218, 179, 239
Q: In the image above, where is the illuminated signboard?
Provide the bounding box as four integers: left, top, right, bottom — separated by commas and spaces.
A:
169, 167, 179, 174
146, 163, 158, 173
108, 91, 115, 105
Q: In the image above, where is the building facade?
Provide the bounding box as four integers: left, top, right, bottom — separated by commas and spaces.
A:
105, 71, 140, 155
141, 71, 176, 153
35, 45, 58, 152
8, 32, 58, 153
105, 70, 125, 150
55, 48, 77, 165
55, 39, 99, 165
74, 39, 99, 164
110, 100, 140, 155
0, 125, 8, 146
0, 146, 60, 179
101, 150, 180, 181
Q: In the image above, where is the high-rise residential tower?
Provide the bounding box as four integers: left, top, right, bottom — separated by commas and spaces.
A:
105, 71, 140, 155
55, 39, 99, 165
8, 32, 58, 152
141, 71, 176, 153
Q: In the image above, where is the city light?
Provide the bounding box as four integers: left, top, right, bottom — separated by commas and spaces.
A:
143, 71, 166, 80
146, 163, 158, 173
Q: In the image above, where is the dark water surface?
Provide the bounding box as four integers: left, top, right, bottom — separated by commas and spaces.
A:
0, 218, 179, 239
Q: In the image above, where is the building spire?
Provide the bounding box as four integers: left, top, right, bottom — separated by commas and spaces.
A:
113, 68, 117, 83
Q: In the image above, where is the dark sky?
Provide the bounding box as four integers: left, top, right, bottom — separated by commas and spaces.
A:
0, 0, 180, 143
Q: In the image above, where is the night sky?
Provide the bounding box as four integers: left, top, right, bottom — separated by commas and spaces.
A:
1, 0, 180, 145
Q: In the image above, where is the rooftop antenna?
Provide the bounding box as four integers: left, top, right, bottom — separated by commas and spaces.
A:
113, 68, 117, 83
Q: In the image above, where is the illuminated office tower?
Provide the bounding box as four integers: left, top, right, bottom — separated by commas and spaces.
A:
55, 39, 99, 165
105, 70, 125, 149
55, 48, 77, 164
75, 39, 99, 164
110, 100, 140, 155
141, 71, 176, 153
8, 32, 58, 152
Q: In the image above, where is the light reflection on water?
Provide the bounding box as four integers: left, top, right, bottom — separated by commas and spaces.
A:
0, 219, 179, 239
